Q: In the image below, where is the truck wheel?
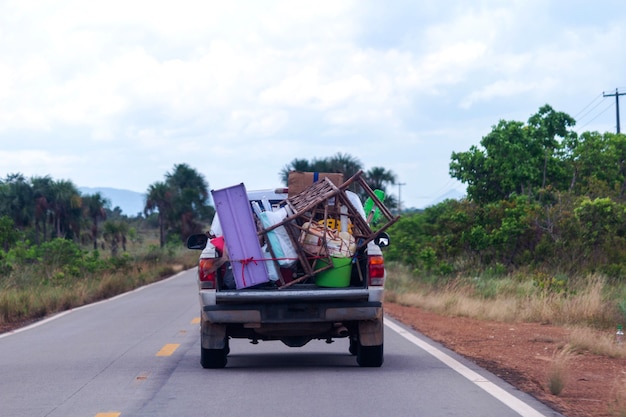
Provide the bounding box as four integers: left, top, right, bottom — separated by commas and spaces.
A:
356, 343, 384, 367
200, 345, 228, 369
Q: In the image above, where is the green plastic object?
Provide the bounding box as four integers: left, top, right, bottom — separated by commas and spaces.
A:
315, 257, 352, 287
364, 189, 385, 223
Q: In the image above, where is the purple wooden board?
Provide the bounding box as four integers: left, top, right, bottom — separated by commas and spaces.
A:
212, 183, 269, 289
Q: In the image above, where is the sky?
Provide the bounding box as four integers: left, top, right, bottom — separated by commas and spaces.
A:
1, 0, 625, 209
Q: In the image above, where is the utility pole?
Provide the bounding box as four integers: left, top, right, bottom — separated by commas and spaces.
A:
397, 182, 406, 213
603, 88, 626, 134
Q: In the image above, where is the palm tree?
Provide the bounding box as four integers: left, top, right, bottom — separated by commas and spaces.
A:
0, 215, 20, 252
328, 153, 363, 179
280, 158, 313, 184
365, 167, 398, 210
31, 175, 55, 244
83, 192, 110, 250
165, 163, 211, 239
50, 180, 82, 239
145, 181, 171, 247
0, 173, 34, 231
103, 220, 128, 256
280, 153, 364, 185
365, 167, 397, 192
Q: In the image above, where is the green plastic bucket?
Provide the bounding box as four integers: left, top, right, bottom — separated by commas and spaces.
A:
315, 256, 352, 287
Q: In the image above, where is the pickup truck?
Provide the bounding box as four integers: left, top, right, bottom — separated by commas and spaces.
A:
186, 176, 394, 369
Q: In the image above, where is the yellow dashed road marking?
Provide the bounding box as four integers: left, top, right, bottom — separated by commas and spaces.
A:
95, 413, 121, 417
191, 317, 200, 324
156, 343, 180, 356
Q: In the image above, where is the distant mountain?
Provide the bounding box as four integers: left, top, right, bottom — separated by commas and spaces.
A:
427, 189, 465, 207
79, 187, 145, 216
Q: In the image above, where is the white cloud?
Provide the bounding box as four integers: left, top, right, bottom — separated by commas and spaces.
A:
0, 0, 624, 208
461, 80, 539, 109
0, 150, 80, 178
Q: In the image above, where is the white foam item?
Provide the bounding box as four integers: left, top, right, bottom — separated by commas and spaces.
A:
346, 191, 367, 220
211, 213, 223, 236
258, 207, 297, 267
262, 244, 280, 281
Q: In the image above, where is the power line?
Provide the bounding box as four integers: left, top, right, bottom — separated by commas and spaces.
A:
573, 93, 603, 120
575, 97, 607, 125
576, 101, 614, 133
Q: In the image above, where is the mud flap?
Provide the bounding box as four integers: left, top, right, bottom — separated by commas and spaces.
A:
201, 322, 227, 349
358, 313, 384, 346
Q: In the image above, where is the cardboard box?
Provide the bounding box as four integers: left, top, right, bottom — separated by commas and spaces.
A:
287, 171, 344, 197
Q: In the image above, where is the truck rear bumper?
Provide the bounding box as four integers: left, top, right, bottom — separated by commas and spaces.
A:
202, 301, 382, 324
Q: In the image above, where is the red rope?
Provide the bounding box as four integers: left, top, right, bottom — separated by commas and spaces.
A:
237, 257, 258, 286
233, 254, 349, 285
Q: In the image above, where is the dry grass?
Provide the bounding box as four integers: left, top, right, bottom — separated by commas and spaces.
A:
387, 291, 521, 322
0, 247, 197, 328
385, 264, 625, 358
610, 376, 626, 417
547, 344, 574, 396
567, 326, 626, 358
518, 275, 612, 326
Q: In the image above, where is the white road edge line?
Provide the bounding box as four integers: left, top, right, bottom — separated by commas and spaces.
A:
0, 270, 189, 340
385, 319, 547, 417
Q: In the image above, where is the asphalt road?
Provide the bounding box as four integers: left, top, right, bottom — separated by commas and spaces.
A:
0, 269, 562, 417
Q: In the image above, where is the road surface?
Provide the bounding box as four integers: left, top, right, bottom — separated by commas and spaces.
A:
0, 269, 562, 417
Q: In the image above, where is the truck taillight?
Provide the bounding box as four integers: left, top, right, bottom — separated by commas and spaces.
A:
368, 255, 385, 286
198, 258, 218, 289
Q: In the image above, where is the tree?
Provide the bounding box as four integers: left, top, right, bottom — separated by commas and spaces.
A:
280, 153, 364, 184
280, 158, 313, 183
527, 104, 576, 190
164, 163, 212, 241
450, 142, 506, 204
565, 132, 626, 199
103, 220, 128, 256
0, 173, 34, 231
365, 167, 396, 191
145, 164, 212, 247
83, 192, 110, 250
574, 197, 622, 264
0, 215, 20, 252
326, 153, 363, 180
361, 166, 396, 210
279, 153, 399, 208
450, 105, 577, 204
31, 176, 55, 244
145, 181, 171, 248
49, 180, 82, 239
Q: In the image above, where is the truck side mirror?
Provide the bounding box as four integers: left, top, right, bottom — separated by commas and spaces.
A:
187, 234, 209, 250
374, 232, 390, 248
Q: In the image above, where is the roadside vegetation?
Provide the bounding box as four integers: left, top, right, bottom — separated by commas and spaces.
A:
383, 105, 626, 370
2, 103, 626, 353
0, 155, 398, 330
0, 238, 198, 327
0, 163, 211, 329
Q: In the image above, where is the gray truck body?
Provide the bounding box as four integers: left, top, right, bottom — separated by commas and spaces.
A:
188, 187, 389, 368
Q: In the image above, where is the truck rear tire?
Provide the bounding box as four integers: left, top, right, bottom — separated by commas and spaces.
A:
357, 343, 384, 367
349, 337, 358, 356
201, 345, 228, 369
356, 313, 384, 367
